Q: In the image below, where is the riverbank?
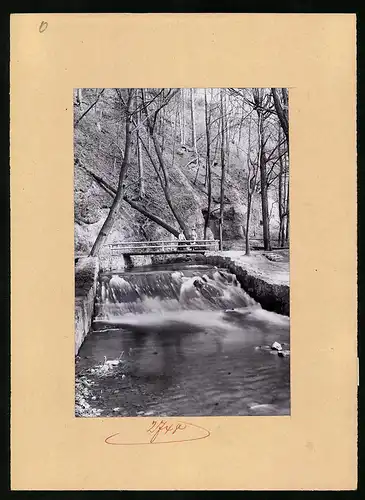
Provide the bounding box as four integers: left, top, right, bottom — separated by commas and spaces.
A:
159, 248, 290, 315
75, 257, 99, 355
202, 249, 289, 316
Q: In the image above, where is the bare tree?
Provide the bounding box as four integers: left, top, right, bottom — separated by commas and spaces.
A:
244, 115, 260, 255
136, 97, 145, 198
277, 126, 287, 246
141, 89, 192, 239
253, 89, 271, 250
219, 89, 227, 250
190, 88, 200, 184
203, 89, 212, 239
181, 88, 186, 146
89, 89, 135, 256
271, 88, 289, 144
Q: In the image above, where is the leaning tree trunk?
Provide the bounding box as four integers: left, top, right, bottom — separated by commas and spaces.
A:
125, 198, 180, 237
77, 160, 181, 238
89, 90, 134, 256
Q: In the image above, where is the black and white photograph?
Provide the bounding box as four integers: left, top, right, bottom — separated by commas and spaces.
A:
74, 88, 290, 418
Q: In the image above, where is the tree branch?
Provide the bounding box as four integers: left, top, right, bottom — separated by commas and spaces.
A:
74, 89, 105, 126
76, 161, 180, 237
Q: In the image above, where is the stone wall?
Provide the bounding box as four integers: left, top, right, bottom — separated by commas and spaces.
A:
202, 253, 290, 316
75, 257, 99, 355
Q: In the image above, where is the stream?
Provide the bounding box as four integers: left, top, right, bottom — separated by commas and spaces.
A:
75, 263, 290, 417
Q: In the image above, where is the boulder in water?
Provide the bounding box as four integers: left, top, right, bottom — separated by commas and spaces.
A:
271, 341, 283, 351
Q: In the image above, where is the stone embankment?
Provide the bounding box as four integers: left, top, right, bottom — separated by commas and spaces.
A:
202, 250, 290, 316
75, 257, 99, 354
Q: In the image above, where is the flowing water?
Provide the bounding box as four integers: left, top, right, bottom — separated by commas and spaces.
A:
76, 263, 290, 417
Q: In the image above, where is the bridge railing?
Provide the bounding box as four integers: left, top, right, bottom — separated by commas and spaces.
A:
106, 239, 219, 255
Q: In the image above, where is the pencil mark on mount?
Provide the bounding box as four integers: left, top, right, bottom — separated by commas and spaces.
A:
39, 21, 48, 33
74, 88, 290, 418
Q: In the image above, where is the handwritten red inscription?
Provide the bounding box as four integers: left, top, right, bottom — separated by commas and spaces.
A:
105, 419, 211, 445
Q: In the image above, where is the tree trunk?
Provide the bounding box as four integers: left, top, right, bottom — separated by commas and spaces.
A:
77, 161, 180, 238
260, 153, 271, 250
125, 198, 180, 237
139, 96, 192, 240
285, 174, 289, 243
245, 114, 254, 256
178, 104, 183, 144
191, 89, 201, 184
77, 88, 83, 111
149, 131, 191, 238
219, 90, 226, 251
161, 106, 166, 153
258, 111, 271, 251
277, 127, 284, 247
190, 88, 197, 148
89, 89, 134, 256
245, 195, 252, 255
272, 88, 289, 144
238, 112, 244, 146
225, 92, 230, 167
203, 89, 212, 239
172, 101, 179, 167
137, 108, 145, 198
181, 88, 186, 146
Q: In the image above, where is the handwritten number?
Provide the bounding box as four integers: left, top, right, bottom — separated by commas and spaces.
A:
39, 21, 48, 33
105, 420, 210, 445
173, 423, 187, 434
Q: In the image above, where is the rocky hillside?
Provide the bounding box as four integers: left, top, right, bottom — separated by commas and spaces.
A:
74, 88, 286, 254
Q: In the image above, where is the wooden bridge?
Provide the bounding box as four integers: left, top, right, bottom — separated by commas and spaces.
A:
106, 239, 220, 256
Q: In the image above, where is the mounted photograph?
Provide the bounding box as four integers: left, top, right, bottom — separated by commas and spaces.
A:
74, 88, 290, 417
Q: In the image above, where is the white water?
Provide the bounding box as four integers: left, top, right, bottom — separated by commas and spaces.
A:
77, 263, 290, 417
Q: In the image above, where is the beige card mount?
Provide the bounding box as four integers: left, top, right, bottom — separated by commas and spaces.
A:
10, 14, 357, 490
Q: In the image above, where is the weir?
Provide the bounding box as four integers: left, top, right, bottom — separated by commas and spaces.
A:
94, 264, 257, 319
76, 262, 290, 417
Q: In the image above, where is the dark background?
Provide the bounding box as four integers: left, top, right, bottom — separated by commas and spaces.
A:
1, 1, 362, 497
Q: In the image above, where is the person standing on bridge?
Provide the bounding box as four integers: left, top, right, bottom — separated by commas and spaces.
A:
178, 231, 186, 249
191, 226, 197, 248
